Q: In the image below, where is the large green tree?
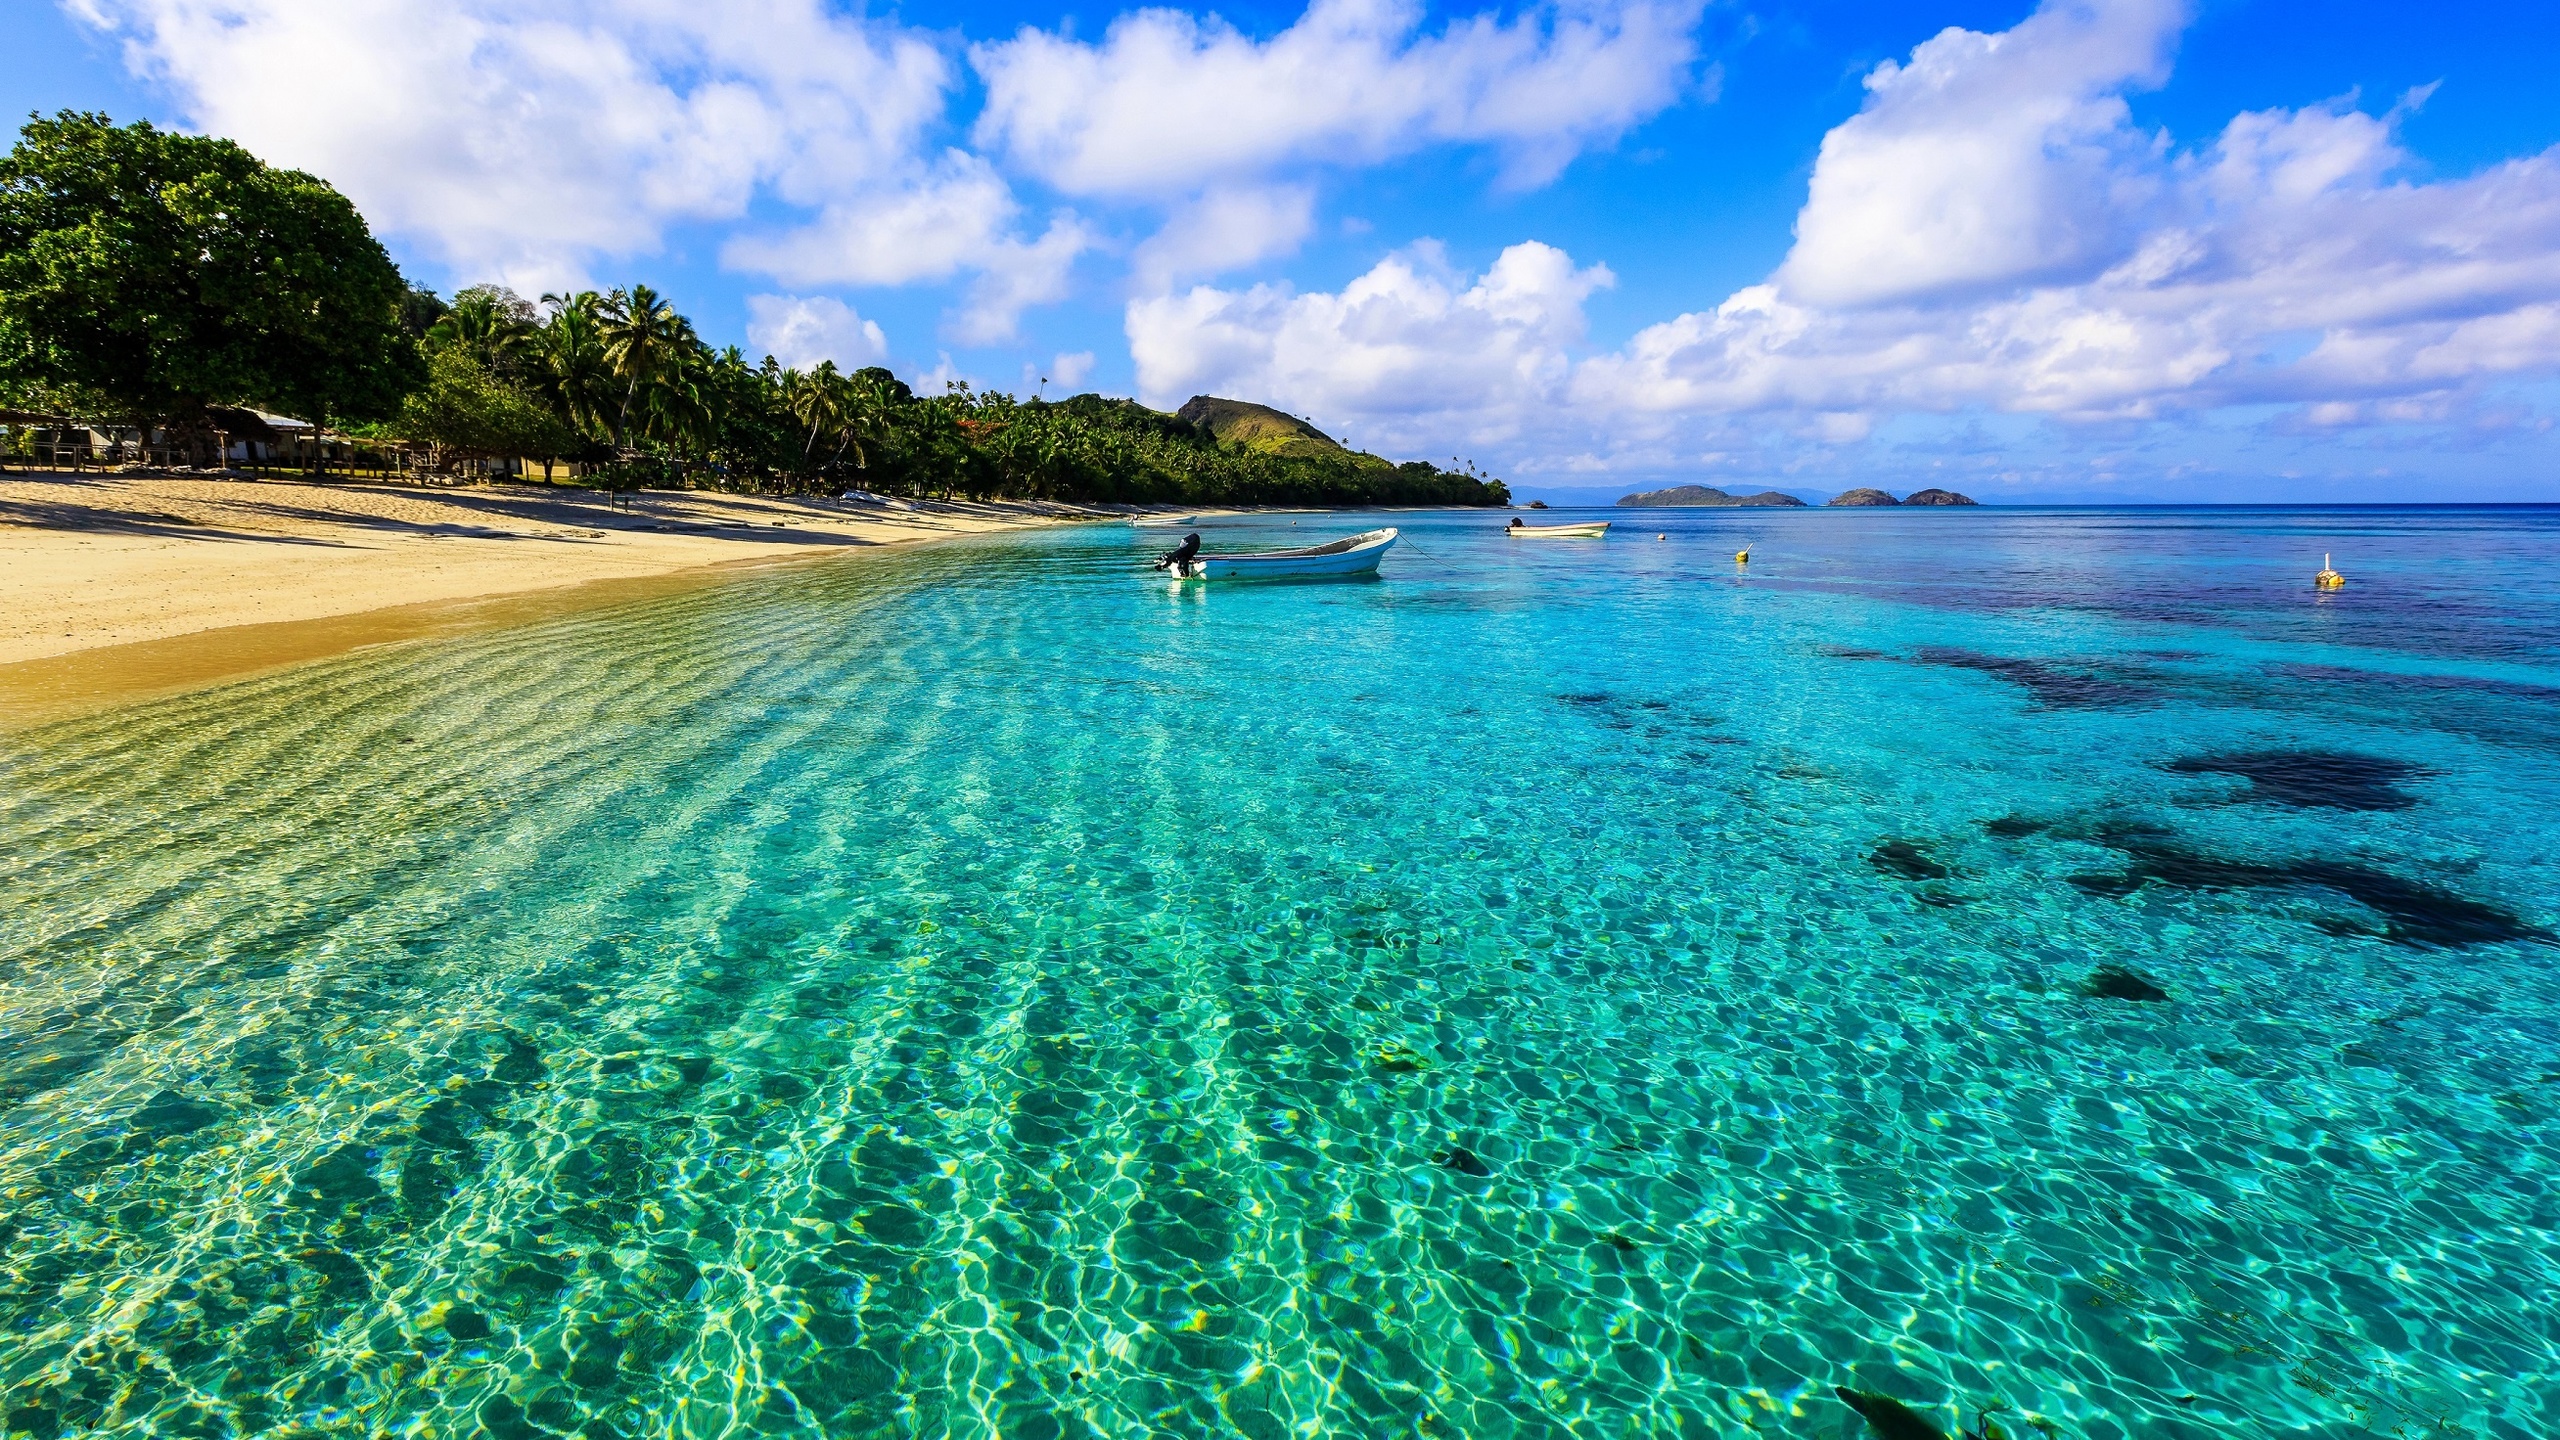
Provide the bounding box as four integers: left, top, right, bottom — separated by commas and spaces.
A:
0, 111, 420, 466
391, 347, 575, 471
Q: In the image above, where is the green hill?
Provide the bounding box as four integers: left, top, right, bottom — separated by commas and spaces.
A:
1176, 396, 1390, 469
1013, 391, 1504, 507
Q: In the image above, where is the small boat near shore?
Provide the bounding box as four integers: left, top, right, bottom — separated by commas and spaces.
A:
1507, 520, 1610, 538
1132, 514, 1201, 528
1166, 527, 1398, 579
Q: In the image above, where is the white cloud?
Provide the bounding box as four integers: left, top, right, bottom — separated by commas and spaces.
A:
1128, 240, 1612, 449
1776, 0, 2184, 307
1133, 186, 1318, 291
720, 153, 1093, 343
744, 294, 888, 372
972, 0, 1706, 197
1131, 0, 2560, 477
72, 0, 1712, 334
1020, 351, 1097, 395
70, 0, 952, 293
1589, 6, 2560, 425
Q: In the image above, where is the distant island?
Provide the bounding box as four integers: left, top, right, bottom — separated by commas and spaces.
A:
1616, 484, 1808, 508
1827, 487, 1977, 506
1614, 483, 1978, 507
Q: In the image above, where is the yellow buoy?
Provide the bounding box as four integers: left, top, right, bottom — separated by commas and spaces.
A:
1735, 547, 1751, 564
2315, 552, 2345, 589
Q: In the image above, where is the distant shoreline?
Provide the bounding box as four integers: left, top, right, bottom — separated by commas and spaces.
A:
1543, 499, 2560, 510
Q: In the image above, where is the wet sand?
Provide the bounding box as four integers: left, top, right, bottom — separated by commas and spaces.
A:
0, 472, 1123, 724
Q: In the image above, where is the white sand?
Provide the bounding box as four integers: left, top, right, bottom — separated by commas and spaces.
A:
0, 472, 1109, 667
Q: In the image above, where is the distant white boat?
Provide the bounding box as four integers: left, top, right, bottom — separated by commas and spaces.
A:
1171, 527, 1398, 579
1507, 521, 1610, 538
1132, 514, 1201, 528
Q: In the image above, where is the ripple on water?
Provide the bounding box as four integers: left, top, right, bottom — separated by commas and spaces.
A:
0, 510, 2556, 1438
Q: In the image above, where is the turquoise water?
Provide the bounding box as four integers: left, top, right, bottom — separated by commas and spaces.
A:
3, 506, 2557, 1440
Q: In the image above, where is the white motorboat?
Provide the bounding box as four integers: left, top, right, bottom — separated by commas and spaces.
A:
1132, 514, 1201, 528
1169, 527, 1398, 579
1506, 520, 1610, 538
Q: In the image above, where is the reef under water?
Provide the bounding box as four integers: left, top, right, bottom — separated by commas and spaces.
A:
1, 507, 2555, 1438
2163, 750, 2435, 810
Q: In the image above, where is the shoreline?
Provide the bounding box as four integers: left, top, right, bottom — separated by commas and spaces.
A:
0, 472, 1136, 727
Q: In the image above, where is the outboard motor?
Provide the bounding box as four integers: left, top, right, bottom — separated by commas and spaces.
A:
1155, 532, 1203, 573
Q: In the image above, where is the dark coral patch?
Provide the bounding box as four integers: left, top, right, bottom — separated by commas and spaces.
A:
2270, 662, 2560, 702
2080, 965, 2169, 1002
1913, 648, 2161, 708
294, 1143, 382, 1206
1431, 1147, 1493, 1178
1869, 839, 1950, 881
2069, 835, 2549, 949
2164, 750, 2432, 810
127, 1089, 223, 1140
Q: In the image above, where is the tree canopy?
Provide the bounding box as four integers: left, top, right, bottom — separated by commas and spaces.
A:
0, 111, 420, 454
0, 111, 1508, 505
378, 284, 1510, 504
392, 348, 577, 467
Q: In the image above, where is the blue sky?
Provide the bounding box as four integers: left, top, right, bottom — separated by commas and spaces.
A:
10, 0, 2560, 502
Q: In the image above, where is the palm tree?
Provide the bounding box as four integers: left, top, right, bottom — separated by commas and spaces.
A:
632, 342, 713, 465
427, 286, 536, 376
693, 347, 764, 487
597, 285, 691, 450
842, 369, 902, 492
783, 362, 847, 483
532, 294, 614, 453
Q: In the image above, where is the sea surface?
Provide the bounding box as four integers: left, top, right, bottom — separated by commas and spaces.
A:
3, 505, 2557, 1440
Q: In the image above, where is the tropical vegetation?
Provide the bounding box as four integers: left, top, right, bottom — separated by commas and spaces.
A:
0, 111, 418, 464
0, 111, 1508, 507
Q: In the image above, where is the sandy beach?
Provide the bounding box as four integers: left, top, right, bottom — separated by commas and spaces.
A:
0, 471, 1120, 722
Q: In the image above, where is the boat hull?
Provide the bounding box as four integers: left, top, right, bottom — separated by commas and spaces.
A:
1175, 527, 1397, 579
1508, 522, 1609, 538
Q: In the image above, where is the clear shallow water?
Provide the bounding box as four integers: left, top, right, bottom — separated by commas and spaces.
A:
3, 505, 2557, 1440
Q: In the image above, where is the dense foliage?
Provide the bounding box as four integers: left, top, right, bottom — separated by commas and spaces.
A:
382, 283, 1509, 505
0, 112, 1506, 505
0, 112, 418, 459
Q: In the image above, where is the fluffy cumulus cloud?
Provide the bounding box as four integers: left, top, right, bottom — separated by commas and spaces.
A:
1586, 0, 2560, 428
973, 0, 1705, 198
721, 154, 1092, 343
1132, 186, 1319, 292
1130, 241, 1612, 451
65, 0, 1086, 337
1775, 0, 2183, 308
1049, 351, 1097, 389
70, 0, 1695, 339
743, 295, 888, 372
66, 0, 954, 293
1136, 0, 2560, 479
